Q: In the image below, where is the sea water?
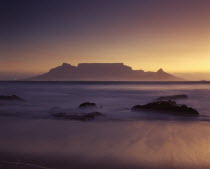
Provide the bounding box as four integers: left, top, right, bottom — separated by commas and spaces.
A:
0, 81, 210, 169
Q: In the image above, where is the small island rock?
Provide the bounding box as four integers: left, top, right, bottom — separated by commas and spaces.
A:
50, 110, 103, 121
79, 102, 97, 109
131, 100, 199, 117
0, 95, 24, 101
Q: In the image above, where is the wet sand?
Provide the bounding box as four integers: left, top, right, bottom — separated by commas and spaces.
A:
1, 117, 210, 169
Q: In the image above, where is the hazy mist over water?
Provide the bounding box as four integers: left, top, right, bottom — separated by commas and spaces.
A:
1, 81, 210, 169
1, 81, 210, 120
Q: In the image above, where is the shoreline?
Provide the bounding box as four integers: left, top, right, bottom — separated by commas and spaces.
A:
1, 118, 210, 169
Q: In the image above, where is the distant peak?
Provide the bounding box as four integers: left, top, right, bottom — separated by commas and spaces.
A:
62, 63, 72, 67
157, 68, 164, 73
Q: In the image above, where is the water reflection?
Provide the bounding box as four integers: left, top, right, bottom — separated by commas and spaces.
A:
1, 118, 210, 169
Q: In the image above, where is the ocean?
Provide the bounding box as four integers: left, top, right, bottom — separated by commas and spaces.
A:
0, 81, 210, 169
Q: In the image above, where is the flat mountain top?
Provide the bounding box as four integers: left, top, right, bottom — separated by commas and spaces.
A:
26, 63, 182, 81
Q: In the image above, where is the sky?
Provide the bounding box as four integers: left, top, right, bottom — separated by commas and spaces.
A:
1, 0, 210, 79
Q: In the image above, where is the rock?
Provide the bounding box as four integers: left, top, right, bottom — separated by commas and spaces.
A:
66, 112, 103, 121
49, 107, 67, 118
81, 112, 102, 120
50, 110, 103, 121
156, 94, 188, 101
79, 102, 97, 109
52, 112, 67, 118
0, 95, 24, 101
131, 100, 199, 117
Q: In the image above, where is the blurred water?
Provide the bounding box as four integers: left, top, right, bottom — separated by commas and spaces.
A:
1, 81, 210, 169
0, 81, 210, 120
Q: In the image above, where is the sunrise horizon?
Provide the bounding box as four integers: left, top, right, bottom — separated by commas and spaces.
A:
1, 0, 210, 79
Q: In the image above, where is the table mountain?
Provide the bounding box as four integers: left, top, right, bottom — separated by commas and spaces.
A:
26, 63, 181, 81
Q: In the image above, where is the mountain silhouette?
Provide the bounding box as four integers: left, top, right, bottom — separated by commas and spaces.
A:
26, 63, 181, 81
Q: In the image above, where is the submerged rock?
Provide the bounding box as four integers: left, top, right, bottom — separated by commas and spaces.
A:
0, 95, 24, 101
79, 102, 97, 109
49, 105, 103, 121
52, 112, 67, 118
49, 107, 69, 118
51, 111, 103, 121
156, 94, 188, 101
66, 112, 103, 121
131, 100, 199, 117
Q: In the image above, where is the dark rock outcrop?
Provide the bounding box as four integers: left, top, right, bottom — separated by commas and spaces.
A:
79, 102, 97, 109
156, 94, 188, 101
68, 112, 103, 121
51, 111, 103, 121
49, 105, 102, 121
131, 100, 199, 117
0, 95, 24, 101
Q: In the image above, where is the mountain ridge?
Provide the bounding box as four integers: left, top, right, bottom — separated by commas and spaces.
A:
26, 63, 182, 81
